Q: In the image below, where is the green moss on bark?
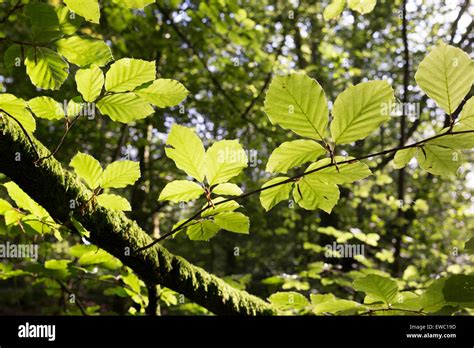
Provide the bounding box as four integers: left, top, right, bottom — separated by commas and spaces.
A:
0, 117, 274, 315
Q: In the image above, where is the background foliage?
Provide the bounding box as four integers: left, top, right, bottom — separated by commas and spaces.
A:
0, 0, 472, 315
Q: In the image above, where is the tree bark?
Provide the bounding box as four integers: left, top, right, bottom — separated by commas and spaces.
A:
0, 117, 274, 316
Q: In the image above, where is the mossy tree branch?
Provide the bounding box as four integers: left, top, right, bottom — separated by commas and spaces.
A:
0, 117, 274, 315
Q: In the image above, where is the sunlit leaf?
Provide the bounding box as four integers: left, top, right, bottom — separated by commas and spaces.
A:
260, 177, 292, 211
25, 47, 69, 91
205, 140, 247, 186
353, 274, 399, 305
101, 161, 141, 188
264, 73, 329, 141
330, 80, 394, 144
70, 152, 103, 189
135, 79, 189, 108
96, 194, 132, 211
63, 0, 100, 24
187, 220, 220, 241
75, 65, 105, 102
0, 93, 36, 132
165, 125, 205, 182
97, 93, 154, 123
105, 58, 155, 92
28, 96, 65, 121
266, 140, 327, 174
158, 180, 205, 202
415, 43, 473, 115
214, 212, 249, 234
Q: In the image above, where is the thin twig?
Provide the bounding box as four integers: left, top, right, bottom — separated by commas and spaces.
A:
0, 0, 23, 24
359, 307, 426, 316
0, 108, 41, 163
35, 115, 81, 165
56, 280, 88, 316
135, 127, 474, 253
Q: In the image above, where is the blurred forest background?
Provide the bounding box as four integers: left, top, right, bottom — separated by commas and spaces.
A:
0, 0, 472, 315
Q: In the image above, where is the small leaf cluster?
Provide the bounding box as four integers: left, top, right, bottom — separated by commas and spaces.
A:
158, 125, 250, 240
69, 152, 141, 212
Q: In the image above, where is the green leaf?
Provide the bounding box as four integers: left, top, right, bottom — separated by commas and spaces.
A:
25, 47, 69, 91
420, 278, 448, 313
305, 157, 372, 184
310, 293, 360, 314
105, 58, 156, 92
266, 140, 326, 174
66, 96, 84, 117
165, 125, 205, 181
74, 246, 122, 269
135, 79, 189, 108
0, 93, 36, 133
264, 73, 328, 140
70, 152, 103, 189
70, 214, 90, 238
4, 210, 22, 227
214, 212, 249, 234
443, 275, 474, 307
112, 0, 155, 8
0, 199, 13, 214
63, 0, 100, 24
429, 99, 474, 149
330, 80, 394, 144
458, 97, 474, 128
416, 144, 460, 176
205, 140, 247, 186
101, 161, 141, 188
414, 43, 473, 115
268, 292, 310, 311
158, 180, 205, 202
393, 148, 417, 169
395, 292, 422, 311
24, 3, 58, 30
4, 44, 22, 69
347, 0, 377, 14
56, 36, 113, 67
3, 182, 49, 218
260, 177, 292, 211
28, 97, 65, 121
294, 178, 340, 213
212, 183, 243, 196
75, 65, 104, 102
96, 93, 154, 123
55, 6, 83, 35
465, 236, 474, 254
323, 0, 346, 20
429, 125, 474, 150
187, 220, 221, 241
353, 274, 399, 305
96, 194, 131, 211
45, 259, 70, 270
201, 198, 240, 217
